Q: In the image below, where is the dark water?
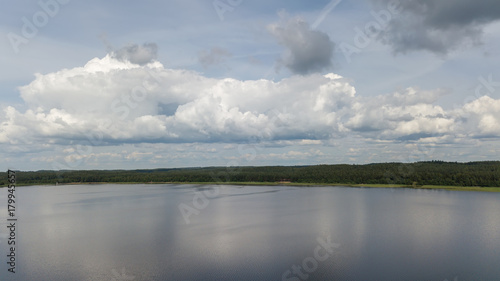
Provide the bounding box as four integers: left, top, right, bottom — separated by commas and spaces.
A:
0, 184, 499, 280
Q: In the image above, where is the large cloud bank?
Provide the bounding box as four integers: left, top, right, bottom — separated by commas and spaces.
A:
1, 53, 499, 146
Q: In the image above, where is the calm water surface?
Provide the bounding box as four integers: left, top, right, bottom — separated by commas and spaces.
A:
0, 184, 499, 280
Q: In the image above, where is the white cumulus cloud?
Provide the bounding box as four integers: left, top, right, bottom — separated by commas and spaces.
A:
1, 52, 500, 151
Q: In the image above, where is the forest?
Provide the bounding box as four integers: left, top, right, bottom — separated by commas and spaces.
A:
2, 161, 500, 188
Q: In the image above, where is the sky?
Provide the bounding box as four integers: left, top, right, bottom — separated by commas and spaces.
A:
1, 0, 500, 171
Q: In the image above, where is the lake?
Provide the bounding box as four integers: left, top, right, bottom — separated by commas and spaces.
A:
1, 184, 499, 280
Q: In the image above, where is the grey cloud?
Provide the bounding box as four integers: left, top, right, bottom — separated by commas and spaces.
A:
112, 43, 158, 65
418, 0, 500, 28
198, 47, 232, 68
268, 17, 334, 75
372, 0, 500, 54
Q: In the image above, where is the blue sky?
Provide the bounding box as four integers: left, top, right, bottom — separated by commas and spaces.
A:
1, 0, 500, 171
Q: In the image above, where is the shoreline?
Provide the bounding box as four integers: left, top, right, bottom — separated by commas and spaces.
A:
4, 181, 500, 192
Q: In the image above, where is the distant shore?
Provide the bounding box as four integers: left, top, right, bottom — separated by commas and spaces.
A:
5, 162, 500, 192
5, 181, 500, 192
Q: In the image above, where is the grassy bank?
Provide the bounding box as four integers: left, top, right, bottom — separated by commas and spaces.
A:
4, 181, 500, 192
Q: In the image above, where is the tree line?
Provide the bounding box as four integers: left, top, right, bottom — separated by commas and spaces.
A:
1, 161, 500, 188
